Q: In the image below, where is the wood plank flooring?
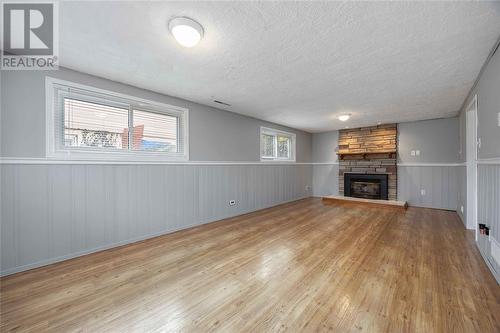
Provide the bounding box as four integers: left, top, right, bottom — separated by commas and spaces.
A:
1, 198, 499, 332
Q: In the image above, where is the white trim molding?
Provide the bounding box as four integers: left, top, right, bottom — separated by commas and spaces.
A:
45, 77, 189, 162
260, 126, 296, 162
477, 157, 500, 165
311, 161, 339, 165
0, 157, 311, 166
398, 162, 465, 167
2, 159, 481, 166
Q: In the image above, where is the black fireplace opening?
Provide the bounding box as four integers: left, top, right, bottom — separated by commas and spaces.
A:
344, 173, 388, 200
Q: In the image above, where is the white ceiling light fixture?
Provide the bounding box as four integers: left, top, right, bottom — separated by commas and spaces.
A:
338, 114, 351, 122
169, 17, 204, 48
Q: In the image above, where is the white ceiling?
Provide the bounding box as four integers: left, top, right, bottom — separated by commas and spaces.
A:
59, 1, 500, 133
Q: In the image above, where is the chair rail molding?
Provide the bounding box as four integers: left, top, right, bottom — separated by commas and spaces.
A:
477, 157, 500, 165
0, 157, 311, 166
398, 163, 465, 167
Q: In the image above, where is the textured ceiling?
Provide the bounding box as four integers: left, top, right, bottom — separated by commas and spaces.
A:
59, 1, 500, 133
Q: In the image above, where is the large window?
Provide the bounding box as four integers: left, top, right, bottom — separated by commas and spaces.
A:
46, 77, 188, 160
260, 127, 296, 161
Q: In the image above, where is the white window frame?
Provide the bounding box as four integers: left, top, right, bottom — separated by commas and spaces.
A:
260, 126, 296, 162
45, 77, 189, 161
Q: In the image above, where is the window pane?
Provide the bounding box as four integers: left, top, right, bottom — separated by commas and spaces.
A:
261, 134, 275, 157
277, 135, 290, 158
132, 110, 178, 152
64, 98, 128, 149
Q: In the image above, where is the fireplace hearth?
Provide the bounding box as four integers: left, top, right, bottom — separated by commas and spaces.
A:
344, 173, 388, 200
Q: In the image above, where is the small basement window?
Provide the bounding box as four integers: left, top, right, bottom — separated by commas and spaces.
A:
260, 126, 296, 162
46, 77, 188, 161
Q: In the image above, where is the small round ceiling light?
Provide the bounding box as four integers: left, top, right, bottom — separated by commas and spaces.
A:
338, 114, 351, 122
169, 17, 204, 48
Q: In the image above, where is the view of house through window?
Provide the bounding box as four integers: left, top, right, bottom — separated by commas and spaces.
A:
48, 78, 188, 160
277, 135, 290, 158
64, 99, 179, 153
261, 133, 275, 158
64, 98, 129, 150
132, 110, 178, 152
260, 127, 296, 161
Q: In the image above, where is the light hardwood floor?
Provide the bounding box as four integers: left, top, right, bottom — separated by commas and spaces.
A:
1, 198, 499, 332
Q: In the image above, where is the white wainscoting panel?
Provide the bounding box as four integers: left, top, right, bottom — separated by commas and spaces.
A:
312, 164, 339, 197
1, 164, 312, 275
398, 166, 458, 210
478, 164, 500, 243
456, 165, 467, 226
477, 164, 500, 282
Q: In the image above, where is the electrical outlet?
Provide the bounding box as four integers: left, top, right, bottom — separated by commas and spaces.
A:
411, 150, 415, 156
460, 205, 464, 213
420, 189, 426, 196
305, 185, 311, 191
229, 200, 236, 206
416, 150, 420, 156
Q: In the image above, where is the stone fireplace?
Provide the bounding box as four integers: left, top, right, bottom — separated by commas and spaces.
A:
338, 124, 397, 201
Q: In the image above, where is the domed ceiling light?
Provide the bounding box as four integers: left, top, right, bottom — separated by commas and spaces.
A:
168, 17, 204, 48
338, 114, 351, 122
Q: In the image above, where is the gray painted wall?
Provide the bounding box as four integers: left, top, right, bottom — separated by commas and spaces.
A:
397, 166, 458, 210
456, 166, 467, 226
1, 163, 312, 275
311, 131, 339, 197
478, 165, 500, 243
457, 39, 500, 282
397, 118, 461, 211
311, 119, 461, 210
458, 110, 467, 163
1, 68, 312, 162
457, 40, 500, 225
461, 45, 500, 160
477, 164, 500, 283
398, 118, 459, 164
312, 131, 339, 163
311, 119, 461, 165
312, 164, 339, 197
456, 112, 467, 226
0, 68, 314, 275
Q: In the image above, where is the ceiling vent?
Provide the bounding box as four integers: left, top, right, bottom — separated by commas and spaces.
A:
213, 100, 231, 106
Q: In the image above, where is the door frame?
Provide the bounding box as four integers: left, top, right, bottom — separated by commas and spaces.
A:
465, 94, 478, 240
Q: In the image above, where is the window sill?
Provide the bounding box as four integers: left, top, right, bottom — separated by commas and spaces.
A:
260, 158, 296, 163
47, 149, 189, 162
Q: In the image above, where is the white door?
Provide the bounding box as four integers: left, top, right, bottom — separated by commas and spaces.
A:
466, 95, 478, 238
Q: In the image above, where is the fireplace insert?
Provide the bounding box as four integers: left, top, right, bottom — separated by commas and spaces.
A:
344, 173, 388, 200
